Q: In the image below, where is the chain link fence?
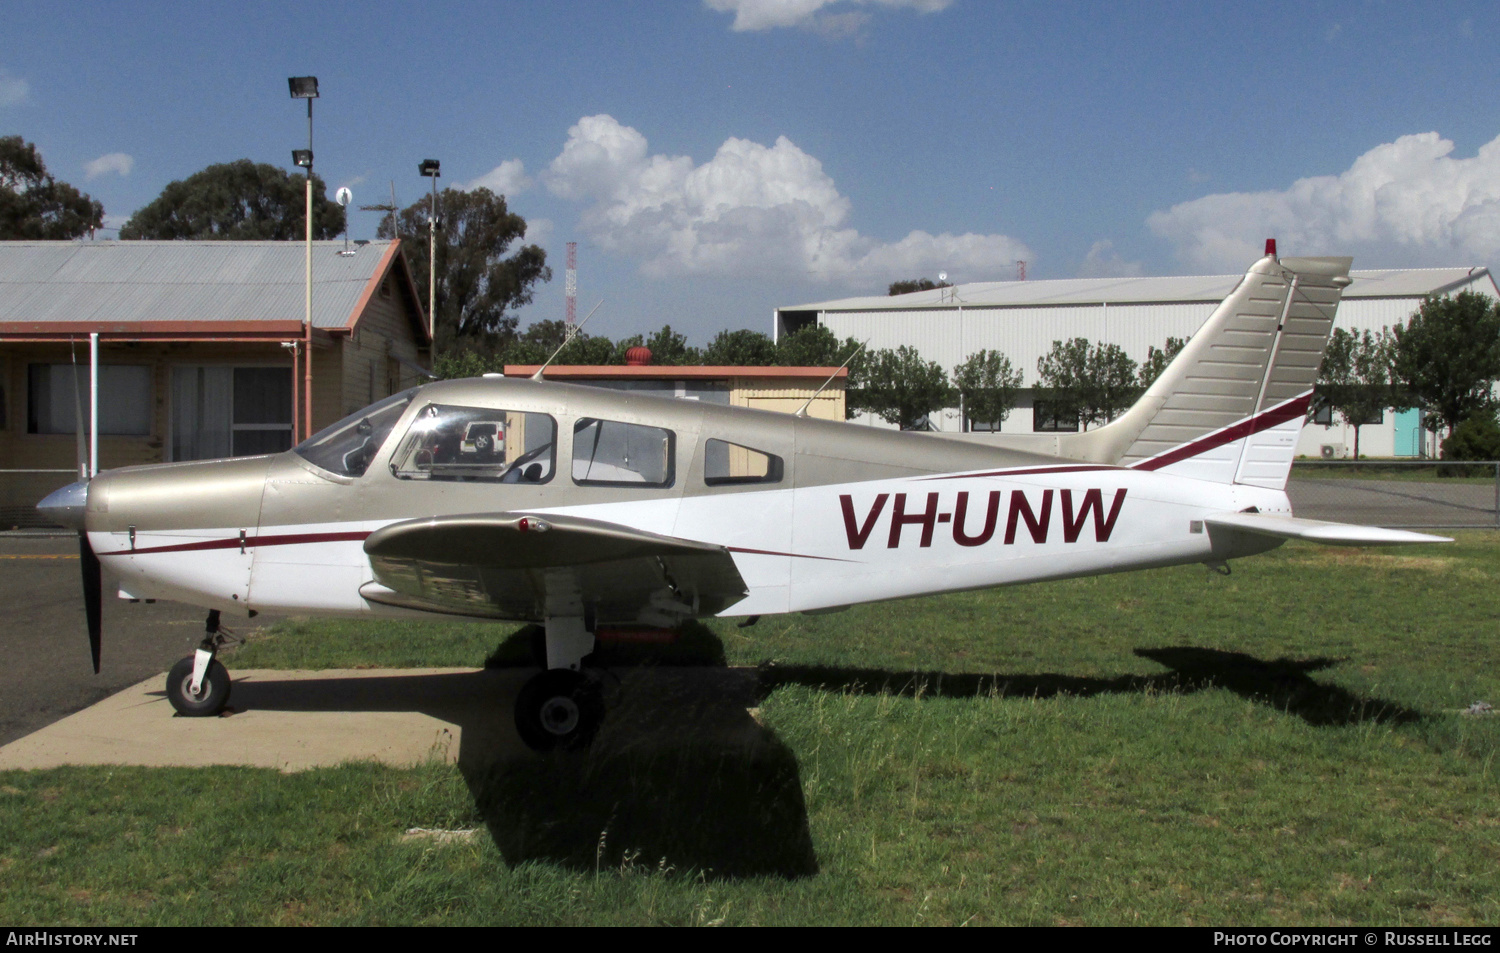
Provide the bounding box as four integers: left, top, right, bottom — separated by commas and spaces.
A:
1288, 461, 1500, 529
1, 469, 79, 530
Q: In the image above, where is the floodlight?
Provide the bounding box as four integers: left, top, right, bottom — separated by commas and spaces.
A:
288, 76, 319, 99
292, 149, 313, 168
419, 159, 441, 178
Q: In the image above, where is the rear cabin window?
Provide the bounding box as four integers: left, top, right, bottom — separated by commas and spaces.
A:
390, 404, 557, 483
703, 439, 783, 486
572, 418, 674, 487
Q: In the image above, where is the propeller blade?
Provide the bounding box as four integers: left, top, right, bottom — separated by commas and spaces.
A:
70, 349, 87, 480
79, 531, 102, 674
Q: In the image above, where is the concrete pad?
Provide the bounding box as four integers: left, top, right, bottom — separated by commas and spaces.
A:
0, 667, 533, 773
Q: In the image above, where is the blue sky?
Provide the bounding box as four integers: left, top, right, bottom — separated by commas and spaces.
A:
5, 0, 1499, 343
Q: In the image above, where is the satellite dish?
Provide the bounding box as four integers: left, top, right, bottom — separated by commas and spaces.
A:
938, 272, 947, 282
335, 187, 352, 207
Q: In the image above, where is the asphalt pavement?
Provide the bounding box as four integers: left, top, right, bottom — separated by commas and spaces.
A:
0, 533, 212, 747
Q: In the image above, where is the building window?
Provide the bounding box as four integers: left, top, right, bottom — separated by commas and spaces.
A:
1031, 398, 1079, 433
704, 439, 783, 486
572, 418, 674, 487
172, 366, 293, 460
1311, 402, 1333, 426
968, 417, 1004, 433
28, 364, 151, 436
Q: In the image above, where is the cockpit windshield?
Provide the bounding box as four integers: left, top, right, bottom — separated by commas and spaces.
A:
293, 388, 417, 477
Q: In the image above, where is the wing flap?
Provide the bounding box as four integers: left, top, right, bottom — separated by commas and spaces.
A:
1204, 512, 1451, 546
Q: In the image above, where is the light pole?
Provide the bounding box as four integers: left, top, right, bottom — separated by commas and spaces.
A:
289, 75, 318, 444
419, 159, 440, 345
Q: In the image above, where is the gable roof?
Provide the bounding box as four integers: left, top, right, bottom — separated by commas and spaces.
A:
0, 240, 427, 342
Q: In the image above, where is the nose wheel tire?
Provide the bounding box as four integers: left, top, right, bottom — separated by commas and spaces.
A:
166, 656, 232, 717
515, 669, 603, 752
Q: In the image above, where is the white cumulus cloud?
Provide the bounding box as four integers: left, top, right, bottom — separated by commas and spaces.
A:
83, 153, 133, 180
0, 71, 28, 107
467, 158, 531, 196
704, 0, 950, 33
1077, 240, 1143, 279
1149, 131, 1500, 271
545, 114, 1030, 285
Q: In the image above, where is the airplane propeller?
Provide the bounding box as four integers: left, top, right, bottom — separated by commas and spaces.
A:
80, 531, 102, 673
71, 350, 100, 672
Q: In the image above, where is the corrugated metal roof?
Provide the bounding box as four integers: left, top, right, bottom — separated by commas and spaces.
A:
0, 240, 399, 329
783, 266, 1494, 313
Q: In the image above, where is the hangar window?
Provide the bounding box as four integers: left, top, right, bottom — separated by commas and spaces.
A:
573, 418, 674, 487
704, 439, 783, 486
390, 404, 556, 483
1031, 398, 1079, 433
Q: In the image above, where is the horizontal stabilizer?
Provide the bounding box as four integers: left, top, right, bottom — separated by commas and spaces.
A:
1204, 512, 1450, 546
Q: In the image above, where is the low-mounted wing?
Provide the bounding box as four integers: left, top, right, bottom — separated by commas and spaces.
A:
359, 512, 748, 623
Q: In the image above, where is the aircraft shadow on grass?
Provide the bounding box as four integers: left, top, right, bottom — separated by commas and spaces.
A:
757, 645, 1422, 728
215, 624, 1417, 880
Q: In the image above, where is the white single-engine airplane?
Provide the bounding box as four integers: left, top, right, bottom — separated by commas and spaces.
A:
39, 247, 1446, 750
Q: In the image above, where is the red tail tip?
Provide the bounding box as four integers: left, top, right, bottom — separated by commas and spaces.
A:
1265, 238, 1277, 259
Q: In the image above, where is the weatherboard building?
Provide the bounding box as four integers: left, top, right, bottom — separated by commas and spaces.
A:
775, 266, 1499, 458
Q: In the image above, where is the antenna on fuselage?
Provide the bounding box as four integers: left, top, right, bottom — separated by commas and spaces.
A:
794, 340, 866, 417
532, 299, 604, 381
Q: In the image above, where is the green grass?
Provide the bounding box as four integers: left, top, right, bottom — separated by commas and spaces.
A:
4, 535, 1500, 925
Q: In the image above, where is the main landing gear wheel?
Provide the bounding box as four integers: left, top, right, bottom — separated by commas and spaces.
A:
166, 656, 231, 717
515, 669, 603, 752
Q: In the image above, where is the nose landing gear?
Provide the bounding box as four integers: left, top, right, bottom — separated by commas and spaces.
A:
165, 610, 234, 717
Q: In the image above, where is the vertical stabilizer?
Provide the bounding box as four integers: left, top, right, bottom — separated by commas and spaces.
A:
1058, 253, 1352, 488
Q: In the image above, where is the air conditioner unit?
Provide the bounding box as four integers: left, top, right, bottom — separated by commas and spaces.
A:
1320, 443, 1344, 459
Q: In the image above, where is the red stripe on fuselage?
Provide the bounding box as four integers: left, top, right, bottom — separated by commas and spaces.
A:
97, 530, 372, 557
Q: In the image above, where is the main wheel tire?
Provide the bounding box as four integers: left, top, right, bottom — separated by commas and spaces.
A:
166, 656, 231, 717
515, 669, 603, 752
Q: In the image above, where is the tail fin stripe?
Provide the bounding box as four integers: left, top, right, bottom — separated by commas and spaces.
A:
1130, 392, 1311, 473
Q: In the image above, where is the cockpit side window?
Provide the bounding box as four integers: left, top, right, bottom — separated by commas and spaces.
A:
294, 388, 416, 477
703, 438, 784, 486
390, 404, 557, 483
572, 418, 674, 487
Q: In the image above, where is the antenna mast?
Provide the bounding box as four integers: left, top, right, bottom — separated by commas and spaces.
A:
564, 242, 578, 340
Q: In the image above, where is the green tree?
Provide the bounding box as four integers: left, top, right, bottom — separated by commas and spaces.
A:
775, 324, 861, 368
1314, 328, 1395, 459
888, 278, 953, 296
380, 186, 549, 348
1137, 336, 1186, 390
0, 136, 104, 239
702, 328, 778, 366
1392, 291, 1500, 441
640, 325, 700, 366
1036, 338, 1139, 431
953, 350, 1022, 431
854, 345, 953, 430
119, 159, 342, 241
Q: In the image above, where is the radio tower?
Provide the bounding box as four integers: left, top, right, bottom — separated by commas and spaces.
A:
1015, 260, 1027, 281
564, 242, 578, 339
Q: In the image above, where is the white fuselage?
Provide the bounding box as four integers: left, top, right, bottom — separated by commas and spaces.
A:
94, 462, 1289, 620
